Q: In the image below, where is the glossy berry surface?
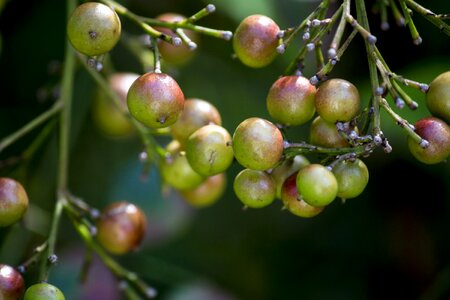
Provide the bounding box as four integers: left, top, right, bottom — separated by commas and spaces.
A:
233, 14, 280, 68
0, 178, 29, 227
0, 264, 24, 300
127, 72, 184, 128
408, 117, 450, 164
332, 159, 369, 199
233, 169, 276, 208
23, 283, 65, 300
426, 71, 450, 123
266, 75, 317, 126
281, 172, 324, 218
315, 78, 360, 123
181, 173, 226, 208
67, 2, 121, 56
96, 202, 147, 255
296, 164, 338, 207
171, 98, 222, 145
232, 117, 284, 170
271, 155, 310, 199
186, 124, 234, 177
309, 116, 350, 148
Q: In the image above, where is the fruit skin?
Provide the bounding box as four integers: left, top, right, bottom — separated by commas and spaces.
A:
96, 201, 147, 255
266, 76, 317, 126
155, 13, 198, 66
332, 159, 369, 199
0, 264, 25, 300
181, 173, 226, 208
296, 164, 338, 207
271, 155, 310, 199
232, 117, 284, 171
408, 117, 450, 164
426, 71, 450, 123
233, 169, 276, 208
309, 116, 350, 148
170, 98, 222, 145
67, 2, 121, 56
186, 125, 234, 177
233, 14, 280, 68
0, 178, 29, 227
281, 172, 324, 218
315, 78, 360, 123
23, 283, 65, 300
127, 72, 184, 129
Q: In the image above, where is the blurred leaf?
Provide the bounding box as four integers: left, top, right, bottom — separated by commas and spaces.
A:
208, 0, 276, 22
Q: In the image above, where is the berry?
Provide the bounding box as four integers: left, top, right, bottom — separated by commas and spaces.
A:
233, 15, 280, 68
67, 2, 121, 56
309, 116, 350, 148
155, 13, 199, 66
0, 264, 24, 300
426, 71, 450, 123
232, 117, 284, 170
271, 155, 310, 199
180, 173, 226, 207
92, 73, 138, 138
296, 164, 338, 207
127, 72, 184, 128
23, 283, 65, 300
315, 78, 360, 123
332, 158, 369, 199
96, 201, 147, 255
233, 169, 276, 208
266, 75, 317, 126
408, 117, 450, 164
170, 98, 222, 145
186, 124, 234, 177
0, 178, 29, 227
281, 172, 324, 218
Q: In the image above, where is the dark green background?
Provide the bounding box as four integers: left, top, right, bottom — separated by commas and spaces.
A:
0, 0, 449, 299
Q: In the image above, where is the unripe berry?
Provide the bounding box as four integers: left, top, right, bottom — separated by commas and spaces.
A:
271, 155, 310, 199
426, 71, 450, 123
296, 164, 338, 207
23, 283, 65, 300
180, 173, 226, 208
0, 178, 29, 227
309, 116, 350, 148
0, 264, 25, 300
233, 169, 276, 208
332, 158, 369, 199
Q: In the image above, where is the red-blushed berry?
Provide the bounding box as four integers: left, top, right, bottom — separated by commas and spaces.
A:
23, 282, 65, 300
0, 264, 25, 300
180, 173, 226, 208
0, 178, 29, 227
296, 164, 338, 207
426, 71, 450, 123
332, 158, 369, 199
233, 169, 276, 208
271, 155, 310, 199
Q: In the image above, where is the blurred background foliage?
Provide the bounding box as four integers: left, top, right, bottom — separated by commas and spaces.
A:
0, 0, 449, 299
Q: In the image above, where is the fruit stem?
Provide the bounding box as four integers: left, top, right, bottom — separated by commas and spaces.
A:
399, 0, 422, 44
328, 0, 348, 57
150, 37, 162, 73
389, 0, 405, 26
404, 0, 450, 36
284, 141, 373, 159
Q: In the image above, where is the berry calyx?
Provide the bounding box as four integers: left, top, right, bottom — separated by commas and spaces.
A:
233, 169, 276, 208
426, 71, 450, 123
23, 283, 65, 300
0, 178, 29, 227
0, 264, 25, 300
233, 14, 280, 68
127, 72, 185, 129
332, 158, 369, 199
96, 201, 147, 255
296, 164, 338, 207
67, 2, 121, 56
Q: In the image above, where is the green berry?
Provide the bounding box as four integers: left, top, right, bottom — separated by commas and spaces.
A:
23, 283, 65, 300
181, 173, 226, 208
296, 164, 338, 207
0, 264, 24, 300
127, 72, 185, 129
309, 116, 350, 148
0, 178, 29, 227
332, 159, 369, 199
232, 117, 284, 170
233, 169, 276, 208
67, 2, 121, 56
266, 75, 317, 126
426, 71, 450, 123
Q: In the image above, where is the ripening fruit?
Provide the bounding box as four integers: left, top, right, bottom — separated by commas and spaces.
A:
186, 125, 234, 177
233, 14, 280, 68
127, 72, 184, 128
233, 169, 276, 208
281, 172, 324, 218
232, 117, 284, 170
309, 116, 350, 148
181, 173, 226, 207
155, 13, 199, 66
0, 264, 25, 300
0, 178, 29, 227
96, 202, 147, 255
408, 117, 450, 164
315, 78, 360, 123
296, 164, 338, 207
271, 155, 310, 199
332, 159, 369, 199
67, 2, 121, 56
426, 71, 450, 123
170, 98, 222, 145
92, 72, 138, 138
23, 283, 65, 300
266, 75, 317, 126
